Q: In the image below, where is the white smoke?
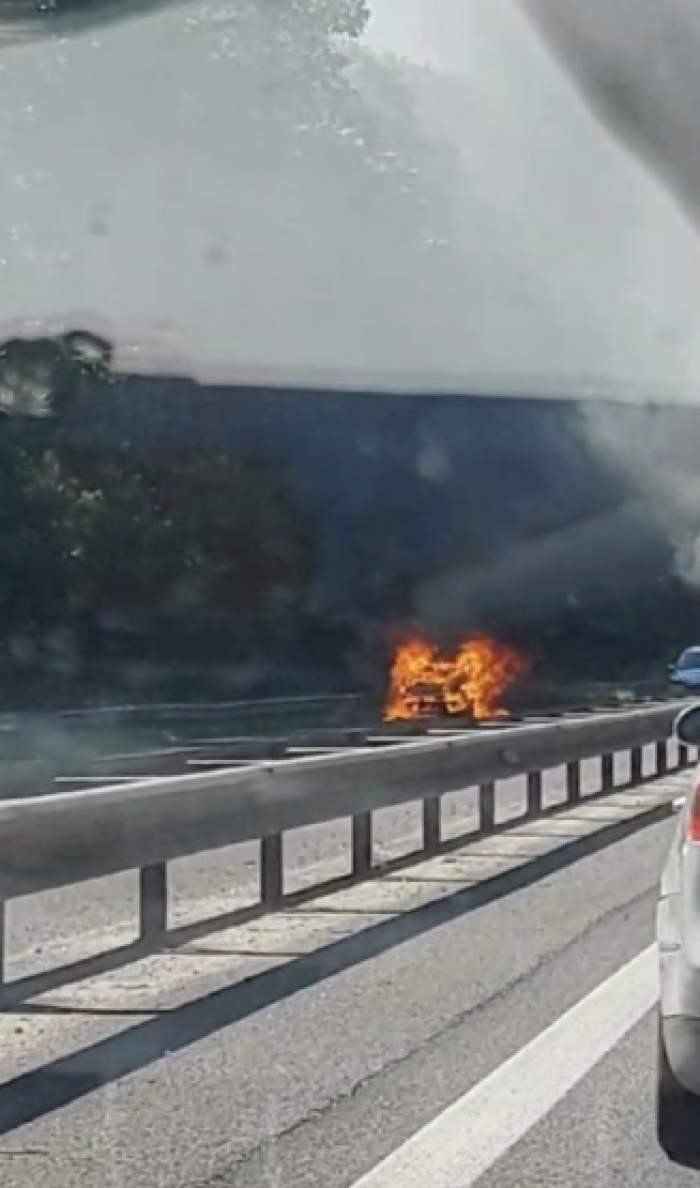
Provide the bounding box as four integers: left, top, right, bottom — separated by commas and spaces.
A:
367, 0, 700, 399
514, 0, 700, 584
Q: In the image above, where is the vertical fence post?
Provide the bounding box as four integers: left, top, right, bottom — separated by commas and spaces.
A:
526, 771, 542, 818
601, 752, 614, 792
630, 746, 643, 784
422, 797, 441, 854
352, 812, 372, 877
0, 902, 6, 984
140, 863, 167, 939
479, 782, 495, 833
261, 834, 283, 907
656, 739, 668, 777
566, 761, 581, 803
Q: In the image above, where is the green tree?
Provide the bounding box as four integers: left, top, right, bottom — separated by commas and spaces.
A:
68, 452, 315, 618
0, 330, 317, 702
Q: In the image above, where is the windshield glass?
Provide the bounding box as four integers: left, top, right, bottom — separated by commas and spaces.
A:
2, 0, 700, 394
678, 648, 700, 669
0, 3, 699, 1187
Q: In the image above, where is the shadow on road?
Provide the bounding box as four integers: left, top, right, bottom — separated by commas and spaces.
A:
0, 798, 672, 1136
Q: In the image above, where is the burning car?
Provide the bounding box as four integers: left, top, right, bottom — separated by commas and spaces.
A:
384, 635, 530, 723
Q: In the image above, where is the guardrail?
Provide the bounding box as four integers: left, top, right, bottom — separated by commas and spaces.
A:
0, 702, 690, 1000
0, 693, 370, 788
7, 692, 366, 726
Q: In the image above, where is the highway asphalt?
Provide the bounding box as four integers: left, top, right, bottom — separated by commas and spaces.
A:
0, 766, 690, 1187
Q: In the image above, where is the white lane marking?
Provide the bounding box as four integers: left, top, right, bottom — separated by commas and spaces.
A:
351, 944, 657, 1188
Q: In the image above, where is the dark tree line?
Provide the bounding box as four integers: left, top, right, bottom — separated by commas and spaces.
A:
0, 331, 317, 704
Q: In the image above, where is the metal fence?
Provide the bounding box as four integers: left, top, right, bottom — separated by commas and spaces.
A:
0, 701, 688, 1003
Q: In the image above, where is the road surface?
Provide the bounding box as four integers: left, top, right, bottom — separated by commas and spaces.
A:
0, 762, 692, 1186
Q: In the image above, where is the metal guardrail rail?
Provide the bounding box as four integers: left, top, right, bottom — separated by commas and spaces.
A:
0, 694, 370, 768
3, 692, 366, 727
0, 701, 690, 1001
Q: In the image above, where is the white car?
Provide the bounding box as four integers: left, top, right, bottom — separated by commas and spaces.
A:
658, 703, 700, 1166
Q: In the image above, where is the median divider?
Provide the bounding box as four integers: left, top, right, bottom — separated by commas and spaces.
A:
0, 702, 689, 995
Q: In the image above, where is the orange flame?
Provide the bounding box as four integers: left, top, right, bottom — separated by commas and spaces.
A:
384, 634, 530, 722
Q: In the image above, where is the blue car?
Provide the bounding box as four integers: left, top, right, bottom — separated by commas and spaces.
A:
670, 648, 700, 690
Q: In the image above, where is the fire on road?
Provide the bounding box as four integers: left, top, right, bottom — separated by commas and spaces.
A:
384, 635, 531, 722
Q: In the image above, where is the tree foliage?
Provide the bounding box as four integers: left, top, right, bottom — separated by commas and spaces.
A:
0, 331, 316, 698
